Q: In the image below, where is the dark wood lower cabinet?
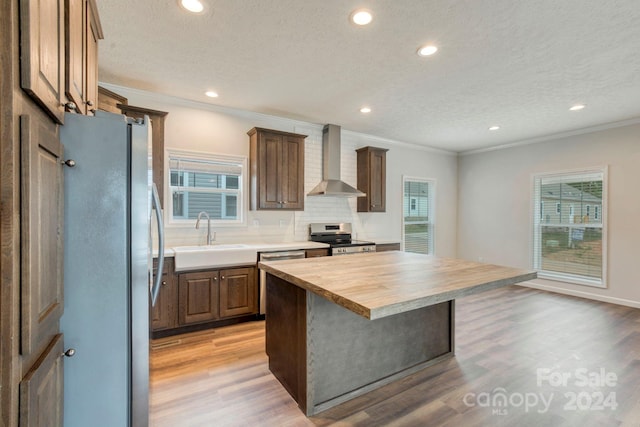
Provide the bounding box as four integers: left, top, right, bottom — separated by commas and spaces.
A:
305, 248, 330, 258
376, 243, 401, 252
152, 261, 259, 336
219, 268, 256, 318
178, 270, 220, 326
151, 258, 177, 331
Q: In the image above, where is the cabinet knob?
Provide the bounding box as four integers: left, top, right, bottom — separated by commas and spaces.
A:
161, 280, 167, 286
64, 101, 77, 111
61, 159, 76, 167
213, 276, 217, 281
62, 348, 76, 358
86, 100, 94, 107
221, 276, 225, 280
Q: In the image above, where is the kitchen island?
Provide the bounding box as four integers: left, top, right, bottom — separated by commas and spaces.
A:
258, 251, 536, 416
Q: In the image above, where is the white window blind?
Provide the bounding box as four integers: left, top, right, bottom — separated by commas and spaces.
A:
167, 150, 245, 224
402, 177, 434, 255
532, 168, 606, 287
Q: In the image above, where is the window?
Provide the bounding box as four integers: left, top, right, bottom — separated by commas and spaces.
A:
167, 150, 246, 225
532, 168, 607, 287
403, 177, 434, 255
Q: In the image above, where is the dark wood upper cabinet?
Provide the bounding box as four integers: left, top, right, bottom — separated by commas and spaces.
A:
248, 127, 306, 210
357, 146, 388, 212
64, 0, 102, 116
119, 104, 168, 206
65, 0, 86, 114
98, 85, 128, 114
85, 0, 100, 114
20, 0, 66, 124
20, 0, 103, 122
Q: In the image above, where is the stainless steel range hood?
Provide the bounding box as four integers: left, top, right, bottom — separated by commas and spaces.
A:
307, 124, 366, 197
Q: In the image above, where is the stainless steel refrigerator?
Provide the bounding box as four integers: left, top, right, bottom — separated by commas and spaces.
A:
60, 111, 164, 427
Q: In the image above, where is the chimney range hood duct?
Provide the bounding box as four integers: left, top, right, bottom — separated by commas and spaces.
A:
307, 124, 366, 197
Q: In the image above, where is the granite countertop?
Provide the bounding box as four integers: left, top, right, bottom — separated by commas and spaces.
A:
259, 251, 536, 320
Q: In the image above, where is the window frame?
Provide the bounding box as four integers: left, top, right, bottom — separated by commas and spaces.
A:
531, 166, 608, 288
165, 148, 248, 227
401, 176, 436, 255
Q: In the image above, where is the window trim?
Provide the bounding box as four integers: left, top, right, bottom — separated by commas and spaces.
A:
530, 166, 608, 288
401, 175, 436, 255
165, 148, 248, 228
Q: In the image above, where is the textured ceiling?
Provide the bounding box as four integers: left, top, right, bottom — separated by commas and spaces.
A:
96, 0, 640, 152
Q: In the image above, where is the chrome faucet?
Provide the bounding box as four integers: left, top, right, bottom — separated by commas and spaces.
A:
195, 211, 215, 245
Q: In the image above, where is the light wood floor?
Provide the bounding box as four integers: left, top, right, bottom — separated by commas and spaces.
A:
149, 286, 640, 426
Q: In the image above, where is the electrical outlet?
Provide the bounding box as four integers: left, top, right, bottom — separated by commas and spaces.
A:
478, 256, 484, 262
252, 219, 260, 227
279, 219, 286, 228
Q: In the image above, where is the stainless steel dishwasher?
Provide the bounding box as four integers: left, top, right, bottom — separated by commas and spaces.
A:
259, 250, 306, 314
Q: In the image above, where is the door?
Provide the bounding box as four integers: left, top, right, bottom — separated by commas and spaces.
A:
369, 149, 386, 212
280, 135, 304, 209
20, 0, 66, 123
220, 267, 257, 318
258, 131, 282, 209
178, 271, 220, 325
19, 335, 64, 427
19, 115, 65, 424
151, 258, 177, 331
65, 0, 87, 114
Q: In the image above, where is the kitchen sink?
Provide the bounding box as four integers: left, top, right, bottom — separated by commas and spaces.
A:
172, 244, 258, 271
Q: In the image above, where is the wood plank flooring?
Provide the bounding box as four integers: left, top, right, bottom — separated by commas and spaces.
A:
149, 286, 640, 426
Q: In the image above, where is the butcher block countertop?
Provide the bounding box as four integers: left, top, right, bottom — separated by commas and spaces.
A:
259, 251, 536, 320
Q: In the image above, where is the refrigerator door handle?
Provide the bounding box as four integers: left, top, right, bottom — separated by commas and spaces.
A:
150, 183, 165, 306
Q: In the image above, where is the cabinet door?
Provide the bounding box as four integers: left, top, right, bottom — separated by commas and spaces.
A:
20, 0, 66, 124
119, 105, 168, 206
85, 1, 99, 115
369, 149, 386, 212
19, 334, 64, 427
305, 248, 329, 258
64, 0, 86, 114
151, 258, 176, 331
178, 271, 219, 325
258, 132, 283, 209
357, 147, 388, 212
20, 116, 64, 358
219, 267, 257, 318
280, 135, 305, 210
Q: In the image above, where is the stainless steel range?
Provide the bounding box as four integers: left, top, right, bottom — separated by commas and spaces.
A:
309, 223, 376, 255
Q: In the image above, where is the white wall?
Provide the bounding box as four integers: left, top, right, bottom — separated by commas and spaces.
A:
457, 122, 640, 306
103, 84, 458, 257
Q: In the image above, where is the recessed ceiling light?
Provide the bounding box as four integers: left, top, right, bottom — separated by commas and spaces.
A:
417, 45, 438, 57
205, 91, 218, 98
488, 126, 500, 131
360, 107, 371, 113
180, 0, 204, 13
569, 104, 585, 111
350, 9, 373, 26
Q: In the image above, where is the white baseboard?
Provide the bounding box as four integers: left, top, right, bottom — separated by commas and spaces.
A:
518, 281, 640, 309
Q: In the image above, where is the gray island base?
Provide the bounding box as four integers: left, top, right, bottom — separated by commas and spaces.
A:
259, 252, 536, 416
